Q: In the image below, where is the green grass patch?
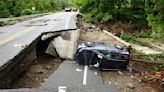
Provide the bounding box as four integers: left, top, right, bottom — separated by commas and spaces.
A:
0, 20, 19, 26
153, 64, 164, 71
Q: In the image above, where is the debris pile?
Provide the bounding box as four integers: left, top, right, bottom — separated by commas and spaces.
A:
142, 71, 164, 87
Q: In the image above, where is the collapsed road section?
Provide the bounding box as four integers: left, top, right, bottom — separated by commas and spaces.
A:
1, 12, 163, 92
0, 12, 82, 89
0, 29, 77, 88
0, 22, 122, 92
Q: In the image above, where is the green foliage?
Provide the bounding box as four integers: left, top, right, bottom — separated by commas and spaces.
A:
153, 64, 164, 71
146, 0, 164, 39
120, 33, 135, 43
0, 0, 62, 18
22, 9, 34, 15
73, 0, 148, 24
0, 20, 19, 26
138, 30, 151, 38
102, 14, 113, 23
0, 0, 10, 18
148, 54, 164, 61
71, 0, 163, 39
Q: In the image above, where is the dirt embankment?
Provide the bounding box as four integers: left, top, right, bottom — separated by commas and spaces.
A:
80, 23, 164, 92
98, 21, 145, 36
79, 31, 125, 47
12, 54, 61, 88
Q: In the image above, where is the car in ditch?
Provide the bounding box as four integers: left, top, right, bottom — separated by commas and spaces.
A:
75, 42, 130, 70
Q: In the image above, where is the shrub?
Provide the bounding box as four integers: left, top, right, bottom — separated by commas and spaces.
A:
120, 33, 135, 43
22, 9, 34, 15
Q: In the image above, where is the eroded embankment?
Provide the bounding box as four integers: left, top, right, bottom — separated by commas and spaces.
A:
11, 35, 62, 88
0, 31, 64, 88
0, 36, 39, 88
4, 29, 80, 88
79, 30, 164, 92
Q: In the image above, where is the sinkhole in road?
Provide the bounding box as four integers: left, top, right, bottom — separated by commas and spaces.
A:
11, 35, 62, 88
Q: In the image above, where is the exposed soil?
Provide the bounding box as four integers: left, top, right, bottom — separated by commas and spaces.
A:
80, 23, 164, 92
102, 70, 163, 92
79, 31, 125, 47
98, 21, 146, 36
102, 61, 164, 92
12, 54, 62, 88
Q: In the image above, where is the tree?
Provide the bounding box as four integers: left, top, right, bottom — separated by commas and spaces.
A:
0, 0, 63, 18
0, 0, 10, 18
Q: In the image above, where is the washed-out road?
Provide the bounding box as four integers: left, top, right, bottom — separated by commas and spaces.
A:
0, 12, 119, 92
0, 12, 77, 68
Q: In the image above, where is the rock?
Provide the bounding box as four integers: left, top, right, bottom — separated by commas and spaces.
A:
118, 70, 124, 75
126, 83, 135, 89
138, 79, 142, 83
115, 82, 118, 85
45, 66, 52, 70
36, 70, 44, 74
161, 78, 164, 82
90, 25, 96, 28
130, 75, 134, 78
41, 78, 47, 83
128, 67, 133, 72
108, 81, 112, 85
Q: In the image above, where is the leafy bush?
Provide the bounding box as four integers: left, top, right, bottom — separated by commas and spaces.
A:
148, 54, 164, 61
153, 64, 164, 71
120, 33, 135, 43
0, 0, 10, 18
22, 9, 34, 15
138, 30, 151, 38
102, 13, 113, 23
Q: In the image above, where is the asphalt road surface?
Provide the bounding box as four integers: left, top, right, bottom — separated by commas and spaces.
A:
41, 61, 119, 92
0, 12, 78, 68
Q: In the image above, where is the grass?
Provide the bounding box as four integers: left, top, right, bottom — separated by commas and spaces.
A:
0, 13, 51, 27
135, 38, 164, 46
0, 20, 19, 26
132, 49, 164, 61
120, 33, 135, 44
153, 64, 164, 71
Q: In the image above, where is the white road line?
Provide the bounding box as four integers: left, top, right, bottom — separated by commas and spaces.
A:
65, 15, 72, 29
83, 65, 88, 85
58, 86, 67, 92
